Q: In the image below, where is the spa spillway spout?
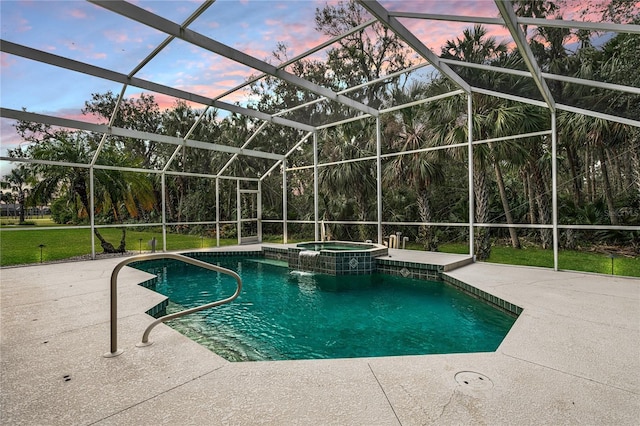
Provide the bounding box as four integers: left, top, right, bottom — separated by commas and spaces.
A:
299, 250, 320, 257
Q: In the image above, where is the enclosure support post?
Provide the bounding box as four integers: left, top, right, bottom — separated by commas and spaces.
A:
467, 93, 475, 258
282, 158, 288, 244
552, 110, 559, 271
90, 167, 95, 260
237, 179, 241, 245
215, 177, 220, 247
161, 173, 167, 252
257, 180, 262, 243
313, 131, 319, 241
376, 117, 383, 245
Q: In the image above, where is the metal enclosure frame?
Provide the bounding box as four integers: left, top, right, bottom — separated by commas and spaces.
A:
1, 0, 639, 270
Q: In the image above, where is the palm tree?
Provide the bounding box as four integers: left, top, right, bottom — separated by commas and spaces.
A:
319, 119, 377, 241
558, 112, 626, 225
441, 25, 508, 65
432, 26, 534, 257
383, 81, 444, 250
13, 128, 155, 253
1, 165, 32, 223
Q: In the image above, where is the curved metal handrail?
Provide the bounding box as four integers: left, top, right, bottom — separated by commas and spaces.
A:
104, 253, 242, 358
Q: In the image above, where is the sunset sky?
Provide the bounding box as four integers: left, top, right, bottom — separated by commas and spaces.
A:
0, 0, 633, 174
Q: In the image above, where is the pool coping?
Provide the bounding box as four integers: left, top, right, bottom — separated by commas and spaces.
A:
1, 244, 638, 425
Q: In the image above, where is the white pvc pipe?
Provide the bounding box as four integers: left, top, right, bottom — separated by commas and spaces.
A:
257, 180, 262, 243
552, 110, 558, 271
313, 132, 319, 241
161, 173, 167, 252
467, 94, 475, 257
90, 167, 95, 260
283, 158, 288, 244
215, 178, 220, 247
236, 179, 241, 245
376, 117, 383, 244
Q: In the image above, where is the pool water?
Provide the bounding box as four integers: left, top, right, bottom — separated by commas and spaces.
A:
133, 257, 516, 362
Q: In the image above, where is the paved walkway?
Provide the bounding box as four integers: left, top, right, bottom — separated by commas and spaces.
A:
1, 246, 638, 425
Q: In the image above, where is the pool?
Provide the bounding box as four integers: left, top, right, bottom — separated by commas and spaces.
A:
133, 256, 516, 362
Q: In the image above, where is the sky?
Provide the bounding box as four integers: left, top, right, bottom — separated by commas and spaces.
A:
0, 0, 635, 176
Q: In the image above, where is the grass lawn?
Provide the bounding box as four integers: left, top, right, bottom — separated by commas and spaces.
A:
0, 225, 236, 267
437, 242, 640, 277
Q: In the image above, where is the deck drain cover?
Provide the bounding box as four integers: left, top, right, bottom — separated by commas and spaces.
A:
454, 371, 493, 390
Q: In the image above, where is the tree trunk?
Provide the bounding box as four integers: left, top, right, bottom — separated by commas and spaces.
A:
473, 164, 491, 261
631, 135, 640, 199
356, 192, 369, 242
491, 148, 520, 249
530, 161, 552, 249
606, 147, 622, 194
94, 228, 118, 253
163, 184, 172, 222
565, 145, 582, 205
597, 144, 619, 225
416, 188, 437, 251
588, 149, 597, 203
523, 170, 537, 225
117, 228, 126, 253
74, 176, 91, 219
18, 191, 26, 223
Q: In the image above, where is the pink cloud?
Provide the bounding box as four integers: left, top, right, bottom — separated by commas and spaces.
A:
58, 109, 103, 124
223, 69, 256, 79
14, 17, 32, 33
123, 91, 206, 113
380, 0, 499, 17
0, 109, 104, 163
103, 30, 131, 44
0, 118, 23, 157
397, 17, 513, 55
0, 53, 16, 70
181, 82, 246, 101
68, 9, 87, 19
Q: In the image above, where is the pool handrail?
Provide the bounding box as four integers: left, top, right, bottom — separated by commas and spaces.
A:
104, 253, 242, 358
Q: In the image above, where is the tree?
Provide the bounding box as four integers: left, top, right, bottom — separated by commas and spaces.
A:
318, 119, 377, 241
383, 81, 444, 250
1, 165, 32, 223
11, 117, 156, 253
436, 25, 530, 257
315, 0, 414, 108
82, 91, 165, 169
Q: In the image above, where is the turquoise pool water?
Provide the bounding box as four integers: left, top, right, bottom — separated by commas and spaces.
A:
133, 257, 516, 362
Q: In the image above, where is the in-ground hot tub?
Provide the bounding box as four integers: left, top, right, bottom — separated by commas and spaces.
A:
288, 241, 388, 275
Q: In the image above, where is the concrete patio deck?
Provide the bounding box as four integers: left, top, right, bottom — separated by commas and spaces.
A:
1, 245, 638, 425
